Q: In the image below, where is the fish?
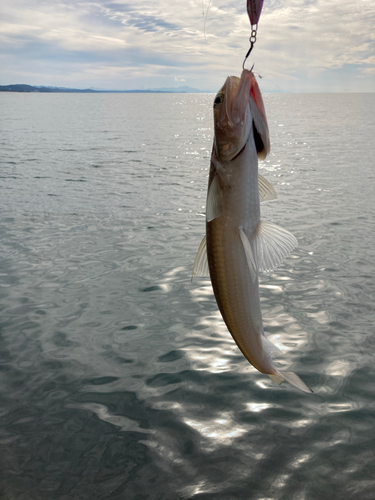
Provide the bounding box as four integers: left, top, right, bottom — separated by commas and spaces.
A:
193, 69, 312, 393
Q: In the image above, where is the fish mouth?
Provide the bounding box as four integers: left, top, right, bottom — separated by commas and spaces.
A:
253, 119, 265, 156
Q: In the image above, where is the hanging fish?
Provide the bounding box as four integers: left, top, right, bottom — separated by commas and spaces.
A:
193, 70, 312, 393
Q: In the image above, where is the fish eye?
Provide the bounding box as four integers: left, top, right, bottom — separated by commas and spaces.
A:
214, 94, 223, 107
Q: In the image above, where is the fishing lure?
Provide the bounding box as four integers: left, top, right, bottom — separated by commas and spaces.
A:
247, 0, 264, 26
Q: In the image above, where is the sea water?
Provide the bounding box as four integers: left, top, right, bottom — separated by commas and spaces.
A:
1, 91, 375, 499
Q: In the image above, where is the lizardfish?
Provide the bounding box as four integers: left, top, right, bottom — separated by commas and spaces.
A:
193, 70, 312, 393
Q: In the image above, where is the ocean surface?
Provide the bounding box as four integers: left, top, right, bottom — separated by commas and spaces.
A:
1, 90, 375, 500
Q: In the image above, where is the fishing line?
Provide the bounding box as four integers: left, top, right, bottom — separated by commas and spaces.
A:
203, 0, 213, 42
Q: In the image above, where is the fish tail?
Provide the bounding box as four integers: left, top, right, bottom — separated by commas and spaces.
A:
268, 370, 313, 394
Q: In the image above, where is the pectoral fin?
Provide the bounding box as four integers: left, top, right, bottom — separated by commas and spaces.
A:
254, 221, 298, 273
192, 235, 210, 279
206, 175, 222, 222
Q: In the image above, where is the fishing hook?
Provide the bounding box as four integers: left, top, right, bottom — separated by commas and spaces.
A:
242, 27, 257, 70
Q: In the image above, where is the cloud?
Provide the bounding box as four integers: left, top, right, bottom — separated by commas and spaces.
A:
0, 0, 374, 91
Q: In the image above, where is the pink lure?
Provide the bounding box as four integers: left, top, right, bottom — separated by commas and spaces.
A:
247, 0, 264, 26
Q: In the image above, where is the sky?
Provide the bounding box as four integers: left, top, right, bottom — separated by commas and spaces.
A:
1, 0, 374, 92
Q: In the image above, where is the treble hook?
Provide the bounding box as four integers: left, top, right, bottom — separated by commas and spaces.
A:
242, 27, 258, 70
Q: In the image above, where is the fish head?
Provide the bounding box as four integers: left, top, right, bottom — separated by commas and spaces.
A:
213, 70, 270, 162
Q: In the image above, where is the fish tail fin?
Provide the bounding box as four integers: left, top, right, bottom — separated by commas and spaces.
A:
268, 371, 313, 394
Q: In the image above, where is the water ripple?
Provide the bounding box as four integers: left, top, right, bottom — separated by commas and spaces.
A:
1, 92, 375, 499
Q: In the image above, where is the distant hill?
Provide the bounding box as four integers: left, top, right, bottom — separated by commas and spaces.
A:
0, 84, 97, 93
0, 84, 214, 94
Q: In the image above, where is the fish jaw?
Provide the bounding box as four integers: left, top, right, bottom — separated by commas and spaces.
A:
248, 71, 270, 160
213, 70, 270, 162
213, 73, 251, 162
